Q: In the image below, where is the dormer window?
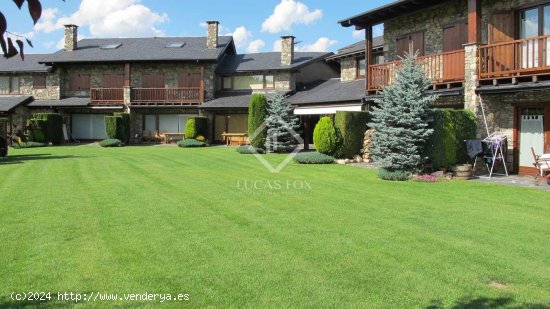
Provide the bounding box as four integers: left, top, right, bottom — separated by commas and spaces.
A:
166, 42, 185, 48
100, 43, 122, 49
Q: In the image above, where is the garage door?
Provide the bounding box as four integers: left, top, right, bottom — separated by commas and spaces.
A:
72, 114, 108, 140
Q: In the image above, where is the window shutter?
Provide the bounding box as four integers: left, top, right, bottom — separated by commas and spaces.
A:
33, 75, 47, 89
178, 72, 190, 88
79, 74, 90, 90
489, 12, 515, 44
143, 73, 165, 88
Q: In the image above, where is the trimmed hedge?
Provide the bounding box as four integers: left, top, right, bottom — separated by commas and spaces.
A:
11, 142, 47, 149
248, 94, 268, 149
236, 145, 265, 154
105, 113, 130, 144
99, 139, 122, 147
0, 118, 8, 157
313, 116, 342, 156
185, 117, 208, 140
378, 168, 411, 181
293, 152, 335, 164
427, 110, 477, 169
32, 113, 63, 144
334, 111, 369, 158
177, 139, 206, 148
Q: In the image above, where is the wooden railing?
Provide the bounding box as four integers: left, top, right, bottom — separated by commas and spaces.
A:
131, 88, 202, 105
480, 34, 550, 80
368, 49, 466, 91
90, 88, 124, 103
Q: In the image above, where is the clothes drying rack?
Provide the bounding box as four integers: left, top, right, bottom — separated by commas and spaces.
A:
476, 95, 509, 179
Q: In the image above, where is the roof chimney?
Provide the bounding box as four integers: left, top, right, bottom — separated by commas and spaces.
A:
206, 21, 219, 49
64, 24, 78, 51
281, 35, 295, 65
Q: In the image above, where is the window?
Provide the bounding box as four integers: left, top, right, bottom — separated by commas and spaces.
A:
0, 76, 19, 94
166, 42, 185, 48
222, 75, 275, 90
357, 58, 366, 78
33, 75, 47, 89
100, 43, 122, 49
69, 73, 90, 91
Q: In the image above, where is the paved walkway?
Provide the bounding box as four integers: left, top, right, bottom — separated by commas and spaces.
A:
352, 163, 550, 191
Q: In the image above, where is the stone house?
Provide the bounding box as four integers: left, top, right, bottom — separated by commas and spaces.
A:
339, 0, 550, 174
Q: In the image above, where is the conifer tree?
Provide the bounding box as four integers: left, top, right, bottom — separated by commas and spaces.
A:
369, 51, 438, 180
265, 92, 300, 153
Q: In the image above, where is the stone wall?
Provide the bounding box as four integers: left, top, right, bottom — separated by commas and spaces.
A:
19, 72, 61, 100
383, 1, 467, 62
340, 57, 357, 82
274, 71, 296, 91
60, 63, 125, 98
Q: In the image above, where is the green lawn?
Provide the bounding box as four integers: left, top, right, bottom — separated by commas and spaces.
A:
0, 146, 549, 308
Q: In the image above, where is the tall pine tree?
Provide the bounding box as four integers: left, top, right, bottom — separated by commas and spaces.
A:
369, 51, 438, 180
265, 92, 300, 153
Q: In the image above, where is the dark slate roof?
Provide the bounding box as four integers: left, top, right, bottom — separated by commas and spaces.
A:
326, 37, 383, 61
216, 52, 332, 73
289, 78, 365, 105
28, 97, 91, 108
477, 81, 550, 94
201, 93, 252, 109
40, 36, 235, 63
0, 54, 50, 73
339, 0, 448, 27
0, 96, 33, 112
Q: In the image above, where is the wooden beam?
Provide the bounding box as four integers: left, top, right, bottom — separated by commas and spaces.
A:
468, 0, 481, 43
365, 24, 373, 94
124, 63, 131, 87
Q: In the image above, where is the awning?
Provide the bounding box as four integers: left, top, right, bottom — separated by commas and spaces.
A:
294, 104, 363, 115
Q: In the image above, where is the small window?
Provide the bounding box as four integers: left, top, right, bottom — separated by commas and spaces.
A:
100, 43, 122, 49
33, 75, 47, 89
234, 75, 264, 90
10, 76, 19, 94
166, 42, 185, 48
0, 76, 9, 95
357, 58, 366, 78
222, 77, 232, 90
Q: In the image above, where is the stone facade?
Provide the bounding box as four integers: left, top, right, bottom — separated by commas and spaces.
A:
281, 36, 295, 66
340, 57, 357, 82
59, 63, 125, 98
206, 21, 219, 49
19, 72, 61, 100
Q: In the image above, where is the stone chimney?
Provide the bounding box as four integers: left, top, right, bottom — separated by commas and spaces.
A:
206, 21, 219, 49
64, 24, 78, 51
281, 35, 295, 66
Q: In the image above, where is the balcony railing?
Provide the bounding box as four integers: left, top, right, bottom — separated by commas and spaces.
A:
368, 49, 465, 91
480, 34, 550, 80
90, 88, 124, 104
131, 88, 202, 106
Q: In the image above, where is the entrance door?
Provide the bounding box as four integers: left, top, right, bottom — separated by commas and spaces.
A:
518, 107, 550, 173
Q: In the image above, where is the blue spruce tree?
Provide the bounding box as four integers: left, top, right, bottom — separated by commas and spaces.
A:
369, 51, 438, 180
265, 92, 300, 153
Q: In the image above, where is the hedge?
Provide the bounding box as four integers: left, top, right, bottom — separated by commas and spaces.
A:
105, 116, 124, 141
29, 113, 63, 144
11, 141, 47, 149
236, 145, 265, 154
99, 139, 122, 147
113, 112, 131, 143
293, 152, 335, 164
427, 109, 477, 169
177, 139, 206, 148
313, 116, 341, 156
248, 94, 268, 149
0, 118, 7, 157
185, 117, 208, 139
334, 111, 369, 158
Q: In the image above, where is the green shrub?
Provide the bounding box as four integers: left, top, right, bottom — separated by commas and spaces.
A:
0, 118, 6, 157
378, 168, 411, 181
334, 111, 369, 158
99, 139, 122, 147
427, 110, 477, 169
26, 118, 47, 143
313, 116, 342, 156
177, 139, 206, 148
236, 145, 265, 154
185, 117, 208, 139
32, 113, 63, 144
113, 112, 131, 144
196, 135, 206, 142
105, 116, 124, 141
11, 142, 47, 149
293, 152, 335, 164
248, 94, 268, 149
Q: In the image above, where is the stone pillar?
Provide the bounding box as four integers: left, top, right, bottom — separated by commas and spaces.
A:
123, 86, 131, 113
64, 25, 78, 51
464, 43, 479, 113
206, 21, 219, 49
281, 35, 295, 66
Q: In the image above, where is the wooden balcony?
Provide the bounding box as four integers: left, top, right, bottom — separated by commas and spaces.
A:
131, 88, 203, 106
90, 88, 124, 104
368, 50, 465, 92
480, 34, 550, 81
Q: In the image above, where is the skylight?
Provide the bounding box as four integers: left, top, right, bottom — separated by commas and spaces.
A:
100, 43, 122, 49
166, 42, 185, 48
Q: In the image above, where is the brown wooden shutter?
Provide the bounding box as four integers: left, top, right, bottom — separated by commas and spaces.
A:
489, 12, 515, 44
178, 72, 202, 88
102, 73, 124, 88
79, 74, 90, 90
396, 37, 408, 58
143, 73, 165, 88
178, 72, 189, 88
189, 73, 201, 88
69, 73, 78, 91
443, 21, 468, 52
396, 32, 424, 57
33, 75, 47, 89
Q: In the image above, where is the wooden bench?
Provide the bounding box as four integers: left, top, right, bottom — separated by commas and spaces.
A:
221, 132, 248, 146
